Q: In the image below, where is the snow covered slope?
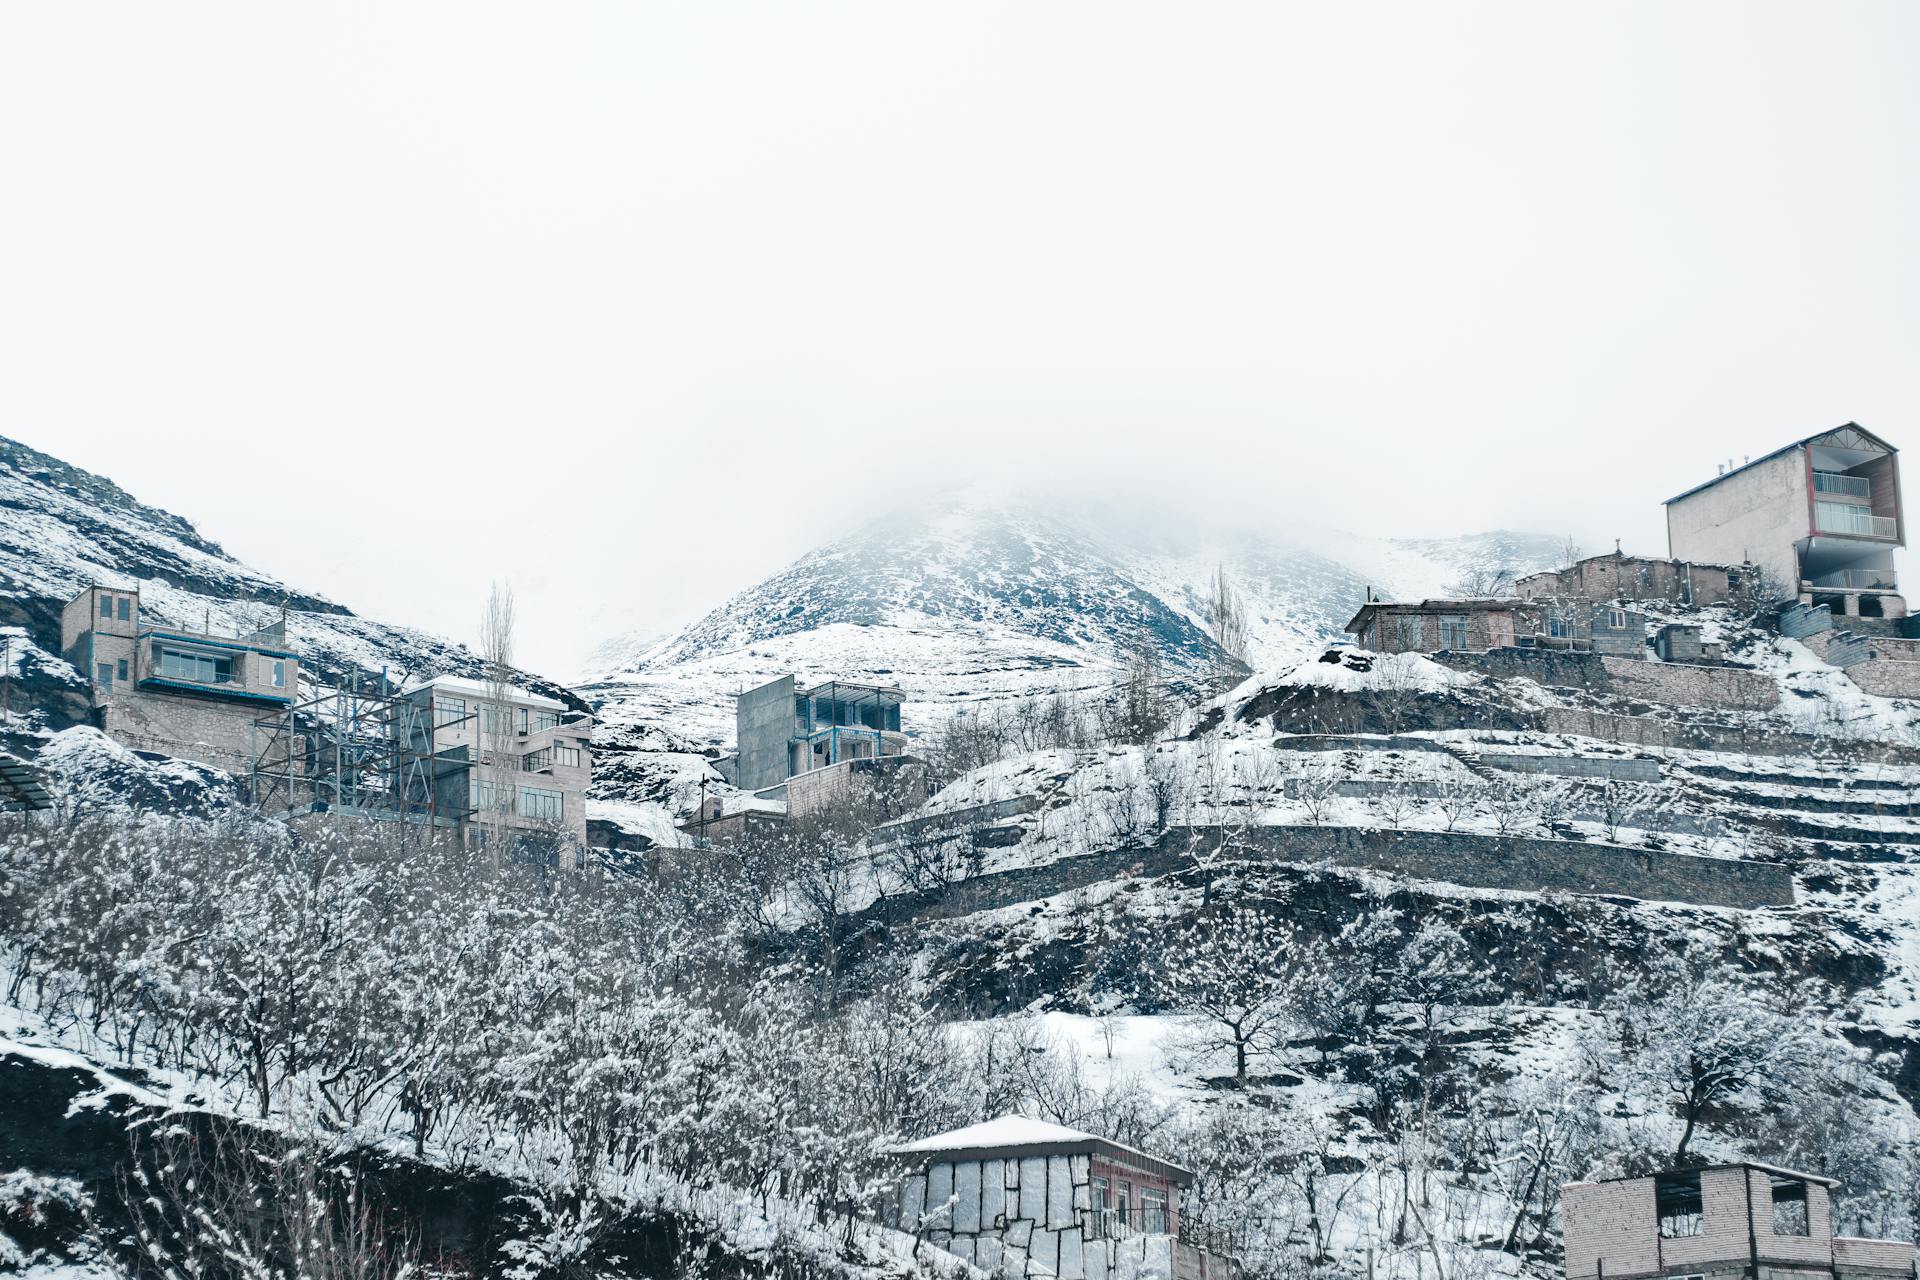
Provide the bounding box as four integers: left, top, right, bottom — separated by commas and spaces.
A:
0, 434, 582, 736
579, 496, 1564, 749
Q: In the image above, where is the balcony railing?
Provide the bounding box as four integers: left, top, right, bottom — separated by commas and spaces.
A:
1814, 508, 1898, 539
1814, 471, 1873, 498
1808, 569, 1899, 591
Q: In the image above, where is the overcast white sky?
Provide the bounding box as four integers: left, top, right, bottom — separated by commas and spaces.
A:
2, 2, 1915, 675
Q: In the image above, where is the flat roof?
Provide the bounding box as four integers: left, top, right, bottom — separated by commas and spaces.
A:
1345, 597, 1519, 633
407, 673, 568, 711
1665, 422, 1895, 506
0, 755, 52, 812
797, 679, 904, 702
1584, 1162, 1838, 1189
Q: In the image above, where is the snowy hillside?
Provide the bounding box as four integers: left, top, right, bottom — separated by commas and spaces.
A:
0, 434, 583, 739
579, 495, 1564, 749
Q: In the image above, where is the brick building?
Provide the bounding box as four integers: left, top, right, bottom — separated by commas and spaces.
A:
1345, 599, 1647, 658
1563, 1164, 1916, 1280
60, 585, 299, 774
892, 1116, 1238, 1280
1517, 554, 1750, 609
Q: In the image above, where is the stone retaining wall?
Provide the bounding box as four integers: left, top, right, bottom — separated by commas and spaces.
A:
1541, 708, 1920, 764
1598, 657, 1779, 711
860, 825, 1793, 925
1478, 753, 1660, 781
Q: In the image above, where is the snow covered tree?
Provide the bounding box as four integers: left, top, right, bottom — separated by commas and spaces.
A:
1604, 951, 1824, 1160
1158, 908, 1305, 1081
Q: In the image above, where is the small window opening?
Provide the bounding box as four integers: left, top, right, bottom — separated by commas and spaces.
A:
117, 598, 131, 621
1657, 1173, 1703, 1239
100, 596, 113, 618
1771, 1177, 1809, 1237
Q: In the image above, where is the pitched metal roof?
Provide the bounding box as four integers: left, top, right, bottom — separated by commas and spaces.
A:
889, 1114, 1194, 1184
1664, 422, 1895, 506
0, 755, 52, 812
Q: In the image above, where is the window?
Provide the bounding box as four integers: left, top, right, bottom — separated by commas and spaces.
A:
117, 597, 130, 621
116, 659, 128, 682
1394, 615, 1423, 649
1548, 611, 1575, 639
1656, 1173, 1703, 1238
519, 786, 564, 821
531, 710, 560, 732
551, 742, 581, 769
480, 704, 510, 736
1141, 1187, 1169, 1234
1091, 1177, 1109, 1237
434, 697, 467, 727
1438, 615, 1469, 650
156, 647, 231, 684
516, 706, 530, 734
99, 596, 112, 618
1116, 1181, 1132, 1234
1607, 609, 1629, 630
96, 661, 113, 688
271, 660, 286, 688
1771, 1178, 1809, 1237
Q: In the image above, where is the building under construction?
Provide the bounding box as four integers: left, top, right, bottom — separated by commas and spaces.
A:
249, 672, 474, 836
249, 672, 594, 862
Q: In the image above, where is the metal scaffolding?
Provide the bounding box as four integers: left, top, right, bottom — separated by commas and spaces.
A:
249, 672, 475, 833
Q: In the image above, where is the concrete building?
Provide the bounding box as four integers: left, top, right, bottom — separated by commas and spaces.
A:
1563, 1164, 1916, 1280
60, 585, 299, 774
1517, 554, 1751, 609
1665, 424, 1905, 619
891, 1116, 1238, 1280
1345, 599, 1647, 657
401, 674, 592, 858
723, 675, 909, 791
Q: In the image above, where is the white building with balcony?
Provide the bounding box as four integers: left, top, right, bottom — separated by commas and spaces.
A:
1666, 424, 1905, 619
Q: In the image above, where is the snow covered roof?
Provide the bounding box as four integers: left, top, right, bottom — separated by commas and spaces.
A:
1587, 1162, 1838, 1189
890, 1115, 1192, 1184
406, 673, 567, 711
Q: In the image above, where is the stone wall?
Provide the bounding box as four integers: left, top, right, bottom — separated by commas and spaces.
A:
1540, 708, 1920, 765
1477, 753, 1660, 781
861, 824, 1793, 925
1597, 656, 1780, 710
99, 688, 266, 774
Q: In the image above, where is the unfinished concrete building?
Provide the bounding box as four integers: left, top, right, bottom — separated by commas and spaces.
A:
61, 585, 299, 774
692, 674, 925, 845
1563, 1164, 1915, 1280
1666, 424, 1905, 620
892, 1116, 1239, 1280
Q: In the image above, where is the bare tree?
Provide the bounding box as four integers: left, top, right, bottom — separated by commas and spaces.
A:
1203, 564, 1251, 687
1294, 756, 1344, 827
1105, 634, 1171, 746
113, 1114, 422, 1280
481, 580, 519, 864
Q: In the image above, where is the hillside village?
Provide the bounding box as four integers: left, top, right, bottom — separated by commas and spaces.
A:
3, 424, 1920, 1280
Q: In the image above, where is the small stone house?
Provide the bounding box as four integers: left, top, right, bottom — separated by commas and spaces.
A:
891, 1116, 1238, 1280
1562, 1164, 1916, 1280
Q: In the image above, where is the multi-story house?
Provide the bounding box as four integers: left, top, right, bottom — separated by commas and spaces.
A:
60, 585, 299, 774
724, 674, 909, 791
402, 674, 592, 860
1563, 1164, 1915, 1280
1665, 424, 1904, 620
892, 1116, 1239, 1280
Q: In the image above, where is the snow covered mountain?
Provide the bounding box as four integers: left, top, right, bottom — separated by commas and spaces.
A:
578, 496, 1565, 750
